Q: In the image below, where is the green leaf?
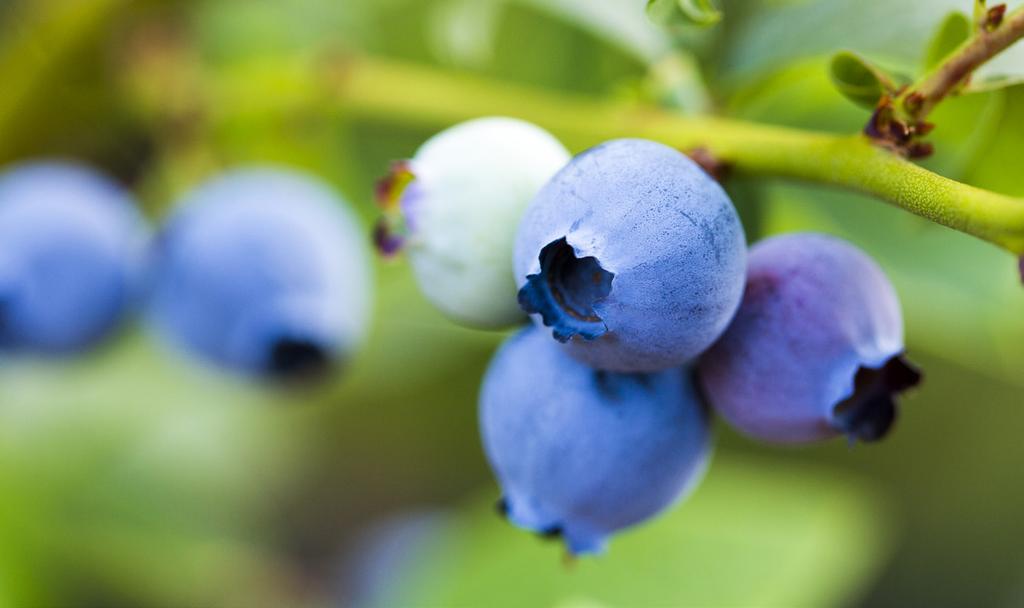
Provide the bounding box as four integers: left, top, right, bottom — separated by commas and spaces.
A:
829, 51, 897, 108
423, 0, 676, 66
428, 0, 503, 68
646, 52, 713, 112
727, 57, 865, 132
974, 0, 988, 25
647, 0, 722, 27
519, 0, 673, 63
968, 85, 1024, 195
924, 11, 971, 70
382, 456, 891, 608
717, 0, 961, 85
964, 73, 1024, 93
678, 0, 723, 25
717, 0, 1024, 92
645, 0, 678, 25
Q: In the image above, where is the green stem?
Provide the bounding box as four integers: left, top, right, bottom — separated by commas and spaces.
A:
332, 55, 1024, 254
0, 0, 129, 156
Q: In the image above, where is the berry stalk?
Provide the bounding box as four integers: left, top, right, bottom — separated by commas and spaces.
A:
333, 55, 1024, 255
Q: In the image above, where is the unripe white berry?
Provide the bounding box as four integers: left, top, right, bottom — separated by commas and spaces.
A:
377, 117, 570, 328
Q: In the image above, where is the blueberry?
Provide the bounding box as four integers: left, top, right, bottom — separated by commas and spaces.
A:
375, 117, 570, 329
479, 326, 711, 555
514, 139, 746, 372
697, 233, 921, 443
149, 167, 371, 379
0, 162, 147, 354
340, 510, 453, 608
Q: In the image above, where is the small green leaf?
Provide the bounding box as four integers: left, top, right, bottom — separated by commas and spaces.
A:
678, 0, 722, 25
966, 73, 1024, 93
974, 0, 988, 27
646, 0, 722, 27
925, 11, 971, 70
645, 0, 676, 25
829, 51, 897, 109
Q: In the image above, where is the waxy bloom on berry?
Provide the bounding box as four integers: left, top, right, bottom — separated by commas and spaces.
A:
149, 168, 372, 379
515, 139, 746, 372
698, 233, 921, 443
480, 326, 711, 555
0, 162, 147, 353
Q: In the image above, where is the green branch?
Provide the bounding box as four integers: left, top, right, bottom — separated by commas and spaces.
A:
332, 55, 1024, 254
898, 4, 1024, 121
0, 0, 129, 156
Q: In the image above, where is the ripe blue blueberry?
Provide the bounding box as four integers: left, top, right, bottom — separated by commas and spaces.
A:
514, 138, 746, 372
375, 117, 570, 328
149, 167, 372, 379
698, 233, 921, 443
0, 162, 147, 354
480, 326, 711, 555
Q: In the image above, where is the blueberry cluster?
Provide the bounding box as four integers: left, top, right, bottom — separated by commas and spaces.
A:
380, 119, 921, 555
1, 120, 920, 554
0, 163, 372, 380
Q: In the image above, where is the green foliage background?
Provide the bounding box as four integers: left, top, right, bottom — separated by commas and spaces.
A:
1, 1, 1023, 606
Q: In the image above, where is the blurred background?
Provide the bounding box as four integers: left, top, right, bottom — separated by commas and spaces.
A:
2, 0, 1024, 606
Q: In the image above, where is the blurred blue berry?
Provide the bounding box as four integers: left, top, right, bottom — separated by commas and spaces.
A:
698, 233, 921, 443
480, 326, 711, 555
514, 139, 746, 372
0, 162, 147, 354
339, 510, 453, 608
375, 117, 570, 328
149, 167, 372, 379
